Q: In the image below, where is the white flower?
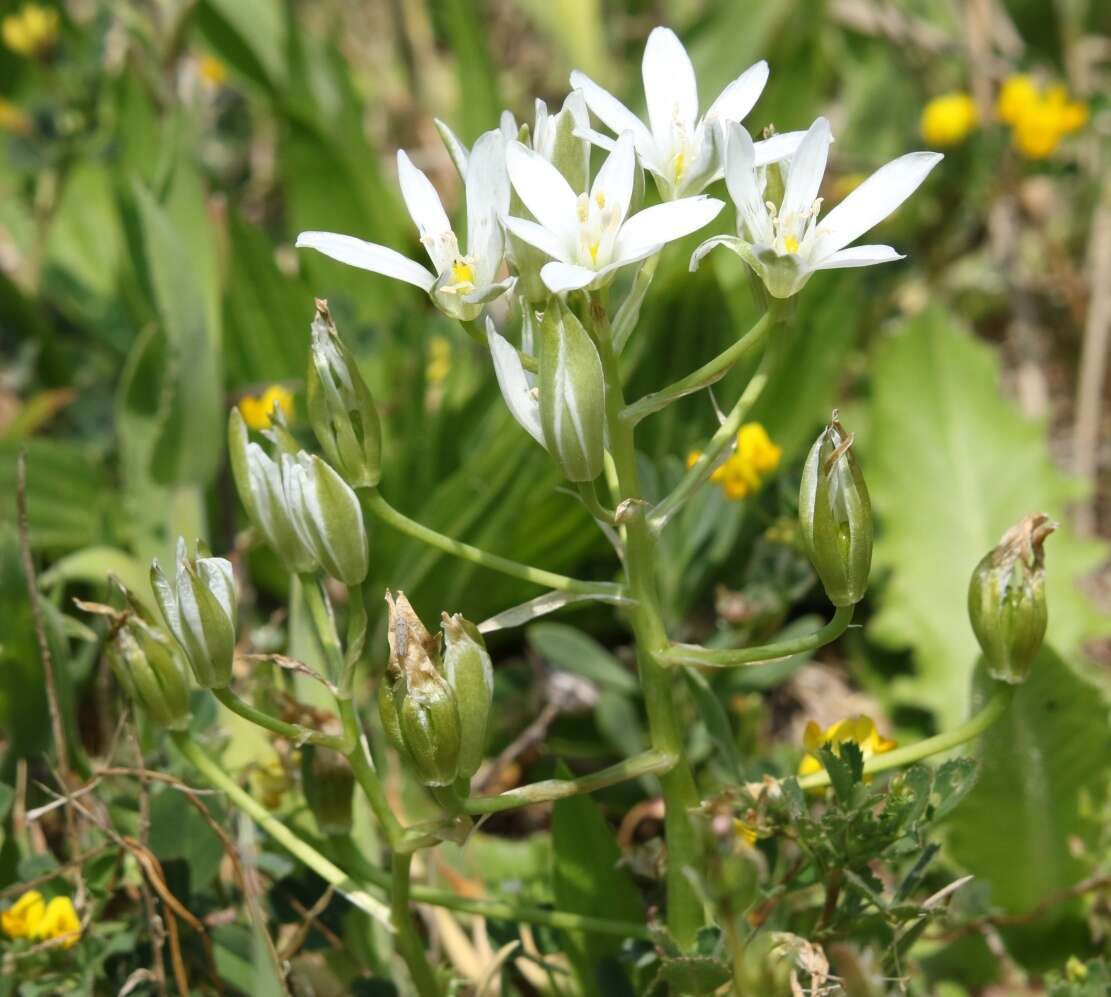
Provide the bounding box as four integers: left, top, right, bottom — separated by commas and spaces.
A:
570, 26, 803, 199
296, 129, 513, 321
502, 131, 724, 294
500, 92, 592, 193
691, 118, 942, 298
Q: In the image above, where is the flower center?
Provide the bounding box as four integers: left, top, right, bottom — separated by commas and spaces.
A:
783, 235, 799, 254
575, 192, 620, 270
441, 258, 476, 294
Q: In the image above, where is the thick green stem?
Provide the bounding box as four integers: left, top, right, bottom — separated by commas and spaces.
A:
212, 686, 350, 752
465, 749, 675, 815
620, 311, 772, 426
594, 296, 705, 949
391, 852, 441, 997
337, 697, 405, 844
361, 489, 621, 597
795, 685, 1016, 791
576, 479, 617, 524
660, 606, 854, 668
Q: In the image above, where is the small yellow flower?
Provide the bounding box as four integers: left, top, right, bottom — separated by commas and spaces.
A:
997, 74, 1088, 159
238, 384, 294, 430
2, 889, 45, 939
997, 74, 1039, 125
920, 92, 978, 147
31, 896, 80, 948
197, 54, 228, 87
798, 715, 896, 780
687, 423, 782, 502
1, 3, 59, 59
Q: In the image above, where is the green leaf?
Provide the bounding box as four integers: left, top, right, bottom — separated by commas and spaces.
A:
819, 746, 855, 805
38, 546, 154, 615
147, 787, 227, 891
684, 668, 744, 783
196, 0, 288, 92
864, 307, 1108, 725
657, 955, 732, 994
526, 623, 637, 694
441, 0, 501, 142
946, 650, 1110, 918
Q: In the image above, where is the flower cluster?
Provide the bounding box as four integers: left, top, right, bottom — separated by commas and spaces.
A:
1, 890, 81, 949
997, 74, 1087, 159
687, 422, 782, 501
797, 715, 896, 780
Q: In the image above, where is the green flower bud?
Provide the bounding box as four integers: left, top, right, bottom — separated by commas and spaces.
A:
228, 409, 320, 574
280, 452, 369, 586
151, 538, 238, 688
300, 744, 356, 835
441, 612, 493, 780
377, 674, 406, 754
798, 415, 873, 606
307, 300, 382, 489
538, 302, 606, 482
107, 618, 192, 731
968, 514, 1054, 684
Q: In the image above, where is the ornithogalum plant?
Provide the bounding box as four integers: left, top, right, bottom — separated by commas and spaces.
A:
104, 26, 1055, 996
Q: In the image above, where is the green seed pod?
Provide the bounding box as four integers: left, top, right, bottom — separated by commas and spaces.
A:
798, 415, 873, 607
151, 538, 238, 688
108, 618, 192, 731
300, 744, 356, 836
377, 674, 406, 754
441, 613, 493, 780
968, 514, 1054, 684
307, 300, 382, 489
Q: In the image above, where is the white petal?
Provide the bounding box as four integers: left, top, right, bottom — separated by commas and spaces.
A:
591, 131, 636, 226
812, 244, 904, 270
487, 318, 545, 447
500, 108, 519, 141
540, 261, 599, 293
614, 196, 725, 262
502, 215, 571, 263
704, 60, 768, 124
505, 141, 580, 245
642, 27, 699, 146
753, 130, 806, 166
569, 70, 655, 159
463, 275, 516, 304
781, 117, 832, 223
295, 232, 435, 291
723, 122, 773, 245
814, 151, 942, 257
396, 150, 453, 271
689, 234, 745, 271
465, 129, 509, 282
574, 125, 617, 152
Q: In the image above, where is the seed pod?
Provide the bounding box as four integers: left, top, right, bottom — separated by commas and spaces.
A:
300, 745, 356, 835
968, 514, 1054, 684
151, 538, 237, 688
108, 618, 192, 730
441, 613, 493, 780
307, 300, 382, 489
798, 415, 873, 606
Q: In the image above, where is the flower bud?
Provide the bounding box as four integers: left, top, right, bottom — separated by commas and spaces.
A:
441, 613, 493, 780
228, 409, 320, 574
798, 415, 873, 606
280, 452, 369, 586
300, 744, 356, 835
151, 538, 238, 688
538, 302, 606, 482
107, 618, 192, 730
307, 300, 382, 489
968, 514, 1054, 684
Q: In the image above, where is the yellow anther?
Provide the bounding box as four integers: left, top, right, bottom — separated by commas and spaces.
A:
450, 260, 476, 287
576, 193, 589, 223
595, 191, 606, 208
588, 242, 600, 265
673, 150, 686, 181
783, 235, 800, 254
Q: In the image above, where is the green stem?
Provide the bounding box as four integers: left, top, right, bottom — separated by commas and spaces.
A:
659, 606, 854, 668
212, 686, 350, 753
391, 852, 440, 997
795, 685, 1016, 791
593, 295, 705, 949
337, 696, 405, 844
576, 479, 617, 524
649, 304, 788, 532
361, 488, 621, 597
299, 574, 346, 687
465, 749, 675, 815
620, 311, 772, 427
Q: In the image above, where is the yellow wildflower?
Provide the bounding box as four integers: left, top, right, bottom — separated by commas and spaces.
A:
920, 92, 978, 147
997, 74, 1039, 125
997, 74, 1087, 159
238, 384, 294, 430
687, 422, 783, 502
2, 889, 45, 940
734, 818, 759, 846
197, 54, 228, 87
425, 335, 452, 385
798, 715, 896, 779
1, 3, 59, 59
32, 896, 80, 948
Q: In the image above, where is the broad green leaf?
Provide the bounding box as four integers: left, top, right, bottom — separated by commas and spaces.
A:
527, 623, 637, 694
947, 652, 1110, 916
196, 0, 289, 92
147, 787, 227, 891
38, 546, 154, 615
441, 0, 501, 142
864, 307, 1107, 724
514, 0, 608, 81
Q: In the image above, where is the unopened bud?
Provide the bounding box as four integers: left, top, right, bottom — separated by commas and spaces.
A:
968, 514, 1054, 684
280, 452, 369, 586
441, 613, 493, 780
151, 538, 237, 688
108, 618, 192, 730
300, 745, 356, 835
798, 415, 873, 606
307, 300, 382, 489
